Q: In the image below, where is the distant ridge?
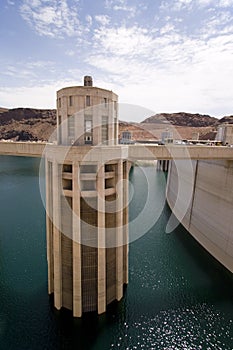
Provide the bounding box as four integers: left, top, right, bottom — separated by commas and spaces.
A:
218, 115, 233, 124
0, 107, 232, 142
0, 107, 56, 124
141, 112, 218, 127
0, 107, 9, 114
0, 107, 56, 141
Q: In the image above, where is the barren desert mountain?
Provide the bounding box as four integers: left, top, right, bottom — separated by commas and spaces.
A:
0, 107, 9, 114
218, 115, 233, 124
119, 121, 157, 141
142, 112, 218, 127
120, 112, 220, 142
0, 108, 56, 141
0, 107, 56, 124
0, 107, 231, 142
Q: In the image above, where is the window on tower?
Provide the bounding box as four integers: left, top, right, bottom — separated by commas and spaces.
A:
69, 96, 73, 107
86, 95, 91, 107
101, 116, 108, 144
84, 115, 93, 144
85, 120, 92, 132
68, 115, 75, 137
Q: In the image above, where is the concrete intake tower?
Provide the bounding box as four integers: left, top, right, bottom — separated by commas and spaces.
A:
45, 76, 129, 317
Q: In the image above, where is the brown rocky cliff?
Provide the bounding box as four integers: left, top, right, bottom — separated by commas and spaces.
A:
142, 112, 218, 127
0, 108, 232, 142
0, 107, 8, 114
0, 108, 56, 141
218, 115, 233, 124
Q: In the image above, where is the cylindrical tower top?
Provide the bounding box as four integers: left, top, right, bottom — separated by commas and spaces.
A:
84, 76, 93, 86
56, 77, 118, 146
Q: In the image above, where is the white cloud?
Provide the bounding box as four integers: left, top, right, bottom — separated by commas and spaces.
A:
199, 10, 232, 38
19, 0, 81, 38
65, 49, 75, 56
0, 84, 57, 109
197, 0, 233, 6
105, 0, 127, 8
113, 4, 135, 13
7, 0, 15, 5
173, 0, 193, 11
160, 23, 176, 35
3, 65, 37, 79
105, 0, 137, 17
0, 60, 56, 89
160, 0, 193, 11
85, 14, 92, 26
86, 15, 233, 119
196, 0, 213, 6
217, 0, 233, 6
91, 24, 199, 71
93, 26, 154, 57
113, 58, 233, 118
161, 0, 233, 11
2, 0, 233, 119
95, 15, 110, 26
0, 78, 81, 109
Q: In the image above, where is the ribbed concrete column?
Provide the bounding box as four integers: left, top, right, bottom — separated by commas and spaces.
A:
123, 161, 130, 285
45, 159, 54, 294
97, 164, 106, 314
114, 112, 119, 146
72, 162, 82, 317
116, 160, 124, 300
108, 103, 114, 146
53, 161, 62, 310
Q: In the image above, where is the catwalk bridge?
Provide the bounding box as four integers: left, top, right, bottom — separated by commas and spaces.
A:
0, 141, 233, 160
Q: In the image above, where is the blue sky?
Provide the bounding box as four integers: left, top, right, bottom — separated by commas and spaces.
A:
1, 0, 233, 120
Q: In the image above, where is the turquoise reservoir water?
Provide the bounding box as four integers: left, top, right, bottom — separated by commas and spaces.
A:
0, 156, 232, 349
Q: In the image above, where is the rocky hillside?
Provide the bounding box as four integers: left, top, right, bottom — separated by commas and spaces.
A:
218, 115, 233, 124
119, 121, 157, 141
0, 108, 56, 141
0, 108, 232, 142
0, 107, 8, 114
142, 112, 218, 127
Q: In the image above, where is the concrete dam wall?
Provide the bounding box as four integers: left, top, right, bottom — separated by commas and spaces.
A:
166, 159, 233, 273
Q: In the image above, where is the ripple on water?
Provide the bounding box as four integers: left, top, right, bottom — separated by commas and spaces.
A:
110, 303, 233, 350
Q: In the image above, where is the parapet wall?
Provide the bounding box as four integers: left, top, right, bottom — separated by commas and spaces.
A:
166, 159, 233, 273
